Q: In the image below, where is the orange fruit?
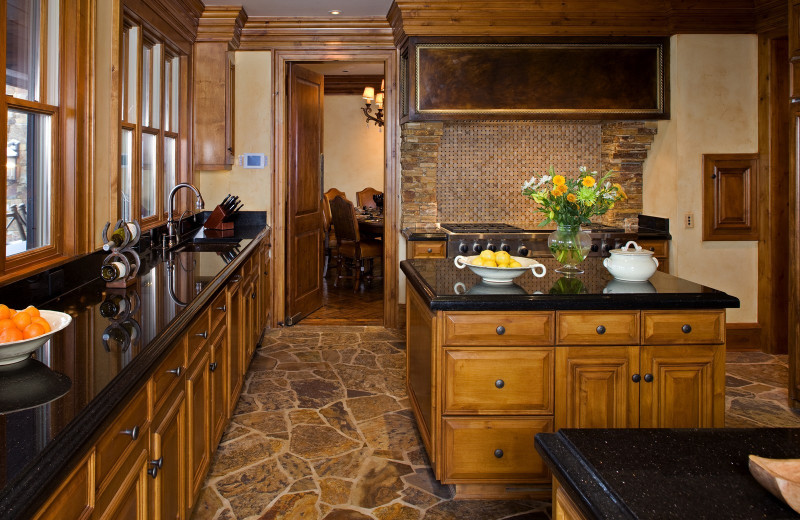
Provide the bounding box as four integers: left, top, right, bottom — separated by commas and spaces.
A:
0, 327, 24, 343
11, 312, 31, 330
32, 316, 51, 333
0, 304, 11, 320
22, 306, 40, 318
0, 319, 14, 331
23, 322, 45, 339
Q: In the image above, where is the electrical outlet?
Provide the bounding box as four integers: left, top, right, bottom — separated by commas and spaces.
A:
684, 212, 694, 228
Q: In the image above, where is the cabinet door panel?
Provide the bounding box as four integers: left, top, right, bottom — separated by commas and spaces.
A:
227, 275, 244, 411
186, 351, 211, 507
444, 348, 553, 414
555, 346, 638, 429
96, 448, 149, 520
210, 327, 228, 446
32, 452, 94, 520
639, 345, 724, 428
151, 386, 186, 520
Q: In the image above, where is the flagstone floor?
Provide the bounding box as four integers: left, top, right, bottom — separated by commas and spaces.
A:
190, 327, 800, 520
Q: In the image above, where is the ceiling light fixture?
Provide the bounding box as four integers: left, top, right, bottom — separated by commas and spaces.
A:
329, 9, 341, 15
362, 79, 384, 129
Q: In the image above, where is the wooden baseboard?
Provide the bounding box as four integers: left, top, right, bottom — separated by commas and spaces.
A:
452, 483, 552, 500
726, 323, 761, 351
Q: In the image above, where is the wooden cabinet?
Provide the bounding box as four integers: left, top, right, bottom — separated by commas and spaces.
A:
554, 485, 588, 520
193, 45, 235, 170
227, 272, 244, 410
186, 348, 211, 508
406, 282, 728, 499
149, 383, 186, 520
636, 239, 669, 273
408, 240, 446, 259
209, 325, 228, 447
31, 452, 94, 520
259, 239, 271, 331
96, 448, 150, 520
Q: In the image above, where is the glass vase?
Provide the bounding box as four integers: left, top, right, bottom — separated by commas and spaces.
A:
548, 224, 592, 275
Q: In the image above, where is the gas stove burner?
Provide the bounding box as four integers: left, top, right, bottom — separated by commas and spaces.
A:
439, 223, 526, 233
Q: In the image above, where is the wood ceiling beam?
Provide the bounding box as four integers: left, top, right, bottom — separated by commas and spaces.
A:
239, 17, 394, 50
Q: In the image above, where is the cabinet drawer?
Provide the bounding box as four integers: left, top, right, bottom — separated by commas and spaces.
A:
637, 239, 668, 257
442, 417, 552, 482
187, 310, 210, 363
151, 340, 186, 412
210, 290, 227, 332
556, 311, 639, 345
410, 241, 446, 258
444, 348, 553, 414
444, 312, 554, 346
642, 311, 724, 345
95, 386, 148, 490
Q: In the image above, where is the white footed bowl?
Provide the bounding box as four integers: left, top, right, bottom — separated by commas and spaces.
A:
454, 255, 546, 284
0, 310, 72, 365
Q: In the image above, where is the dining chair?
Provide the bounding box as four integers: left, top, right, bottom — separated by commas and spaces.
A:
356, 187, 382, 209
321, 200, 338, 277
329, 195, 383, 292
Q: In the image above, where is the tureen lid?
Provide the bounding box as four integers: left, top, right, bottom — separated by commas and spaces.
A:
609, 241, 654, 256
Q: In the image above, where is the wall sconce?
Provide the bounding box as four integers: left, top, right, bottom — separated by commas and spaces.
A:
362, 79, 384, 128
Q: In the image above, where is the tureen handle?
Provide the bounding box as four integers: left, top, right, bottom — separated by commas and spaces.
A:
622, 241, 642, 252
652, 257, 660, 268
454, 255, 468, 269
453, 282, 467, 294
529, 260, 547, 278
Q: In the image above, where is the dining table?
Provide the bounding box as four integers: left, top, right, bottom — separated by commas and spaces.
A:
357, 213, 384, 239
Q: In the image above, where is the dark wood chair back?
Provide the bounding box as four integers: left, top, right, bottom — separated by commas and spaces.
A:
329, 195, 360, 243
356, 187, 382, 209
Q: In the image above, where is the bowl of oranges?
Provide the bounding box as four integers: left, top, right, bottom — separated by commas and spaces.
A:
454, 250, 547, 284
0, 305, 72, 365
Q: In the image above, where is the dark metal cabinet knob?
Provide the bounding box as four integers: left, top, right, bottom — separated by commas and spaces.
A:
682, 324, 692, 334
252, 292, 256, 300
495, 379, 505, 389
121, 425, 139, 440
632, 373, 641, 383
644, 373, 653, 383
148, 458, 162, 479
209, 362, 218, 372
166, 366, 183, 377
494, 449, 504, 458
195, 330, 208, 339
596, 325, 606, 335
496, 325, 505, 335
216, 304, 227, 312
427, 248, 433, 253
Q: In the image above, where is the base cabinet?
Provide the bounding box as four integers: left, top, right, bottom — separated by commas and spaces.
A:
405, 281, 727, 499
150, 384, 186, 520
186, 349, 211, 509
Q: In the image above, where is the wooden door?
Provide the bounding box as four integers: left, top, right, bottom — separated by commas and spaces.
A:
554, 346, 639, 429
96, 449, 149, 520
285, 64, 324, 325
150, 386, 186, 520
789, 8, 800, 409
210, 327, 228, 447
639, 345, 724, 428
227, 273, 243, 411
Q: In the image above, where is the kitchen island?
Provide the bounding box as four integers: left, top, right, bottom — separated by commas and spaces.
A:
0, 218, 271, 520
400, 257, 739, 500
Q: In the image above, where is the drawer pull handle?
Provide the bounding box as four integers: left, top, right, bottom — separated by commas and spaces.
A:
427, 248, 433, 253
147, 457, 162, 479
495, 379, 505, 389
120, 425, 139, 440
496, 325, 505, 335
210, 362, 218, 372
632, 373, 641, 383
216, 304, 227, 312
230, 275, 242, 283
195, 330, 208, 339
166, 366, 183, 377
682, 324, 692, 334
494, 449, 504, 458
596, 325, 606, 335
252, 292, 256, 300
644, 373, 653, 383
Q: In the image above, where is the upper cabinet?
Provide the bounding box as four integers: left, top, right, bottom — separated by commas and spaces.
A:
192, 7, 247, 171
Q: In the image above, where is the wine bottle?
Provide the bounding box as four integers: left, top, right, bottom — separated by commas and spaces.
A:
99, 294, 129, 318
101, 261, 128, 282
102, 222, 139, 251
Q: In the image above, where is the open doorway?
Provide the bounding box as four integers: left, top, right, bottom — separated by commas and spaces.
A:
272, 48, 398, 329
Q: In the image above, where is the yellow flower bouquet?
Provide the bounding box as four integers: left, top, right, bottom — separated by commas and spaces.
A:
521, 166, 627, 274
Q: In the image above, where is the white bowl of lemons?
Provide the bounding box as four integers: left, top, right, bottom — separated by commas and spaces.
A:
454, 250, 547, 284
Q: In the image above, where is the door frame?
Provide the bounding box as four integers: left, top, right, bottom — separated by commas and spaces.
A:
271, 48, 399, 328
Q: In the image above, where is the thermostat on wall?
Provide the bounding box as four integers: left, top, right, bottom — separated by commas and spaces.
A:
240, 153, 266, 169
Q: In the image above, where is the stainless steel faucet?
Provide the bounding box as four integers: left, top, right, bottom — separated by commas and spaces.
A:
165, 183, 204, 248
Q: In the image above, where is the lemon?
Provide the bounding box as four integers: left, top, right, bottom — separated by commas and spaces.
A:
480, 250, 495, 261
509, 260, 522, 268
472, 257, 485, 266
495, 251, 511, 264
482, 259, 497, 268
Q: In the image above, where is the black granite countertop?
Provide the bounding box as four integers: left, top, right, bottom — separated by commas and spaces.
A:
535, 428, 800, 519
0, 218, 269, 519
400, 257, 739, 311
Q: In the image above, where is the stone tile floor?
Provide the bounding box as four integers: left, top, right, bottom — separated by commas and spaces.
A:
191, 327, 800, 520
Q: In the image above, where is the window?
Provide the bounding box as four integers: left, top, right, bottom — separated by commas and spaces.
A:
4, 0, 60, 260
120, 18, 182, 227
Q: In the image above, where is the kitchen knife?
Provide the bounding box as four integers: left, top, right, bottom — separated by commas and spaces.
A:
220, 194, 232, 208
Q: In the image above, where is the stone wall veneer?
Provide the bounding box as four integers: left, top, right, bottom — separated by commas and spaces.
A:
601, 121, 657, 225
400, 122, 442, 227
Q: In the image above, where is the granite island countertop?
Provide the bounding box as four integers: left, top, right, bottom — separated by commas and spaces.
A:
0, 221, 269, 519
535, 428, 800, 519
400, 257, 739, 311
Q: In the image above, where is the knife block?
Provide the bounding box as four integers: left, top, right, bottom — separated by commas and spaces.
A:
203, 205, 234, 230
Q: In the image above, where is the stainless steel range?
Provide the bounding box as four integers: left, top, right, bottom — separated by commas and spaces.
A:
439, 222, 636, 258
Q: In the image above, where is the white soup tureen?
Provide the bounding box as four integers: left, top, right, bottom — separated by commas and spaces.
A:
602, 241, 659, 282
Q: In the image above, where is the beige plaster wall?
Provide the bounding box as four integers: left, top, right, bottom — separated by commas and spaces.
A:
195, 51, 273, 214
323, 94, 385, 202
643, 34, 758, 323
